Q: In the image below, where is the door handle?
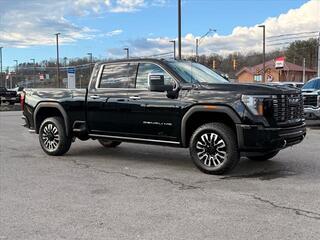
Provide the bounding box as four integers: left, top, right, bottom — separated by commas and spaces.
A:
129, 96, 141, 100
90, 95, 100, 99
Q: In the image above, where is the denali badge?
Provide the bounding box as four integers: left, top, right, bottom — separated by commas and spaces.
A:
142, 121, 173, 126
288, 97, 300, 105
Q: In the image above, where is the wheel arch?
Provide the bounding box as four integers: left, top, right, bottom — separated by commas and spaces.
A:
34, 102, 70, 136
181, 105, 241, 147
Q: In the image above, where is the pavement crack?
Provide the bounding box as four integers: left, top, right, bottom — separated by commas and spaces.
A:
71, 159, 200, 190
248, 194, 320, 221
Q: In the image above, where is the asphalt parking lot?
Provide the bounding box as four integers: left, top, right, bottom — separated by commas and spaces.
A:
1, 111, 320, 240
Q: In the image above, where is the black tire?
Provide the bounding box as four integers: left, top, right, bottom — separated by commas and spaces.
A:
189, 122, 239, 175
98, 139, 122, 148
247, 150, 279, 161
39, 117, 72, 156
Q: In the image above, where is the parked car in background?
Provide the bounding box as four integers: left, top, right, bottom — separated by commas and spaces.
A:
0, 87, 18, 105
22, 59, 306, 175
302, 77, 320, 120
10, 86, 25, 103
267, 81, 304, 88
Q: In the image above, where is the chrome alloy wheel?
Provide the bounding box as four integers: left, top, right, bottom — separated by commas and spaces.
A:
196, 133, 227, 168
41, 123, 60, 151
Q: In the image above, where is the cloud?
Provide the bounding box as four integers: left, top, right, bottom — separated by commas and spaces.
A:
103, 29, 124, 37
108, 0, 320, 58
0, 0, 165, 47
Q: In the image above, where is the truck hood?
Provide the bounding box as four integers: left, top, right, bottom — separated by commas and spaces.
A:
198, 83, 301, 95
302, 88, 320, 94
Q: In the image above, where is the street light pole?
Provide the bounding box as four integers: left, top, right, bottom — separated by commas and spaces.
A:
169, 40, 176, 59
30, 58, 36, 87
13, 60, 18, 89
317, 32, 320, 77
123, 48, 129, 59
303, 58, 306, 83
195, 28, 216, 62
178, 0, 182, 60
259, 25, 266, 83
0, 47, 3, 87
87, 53, 93, 73
55, 33, 61, 88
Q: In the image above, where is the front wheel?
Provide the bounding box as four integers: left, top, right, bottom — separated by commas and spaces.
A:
247, 151, 279, 161
39, 117, 72, 156
189, 123, 239, 175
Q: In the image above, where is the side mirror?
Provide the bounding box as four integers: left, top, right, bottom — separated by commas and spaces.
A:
148, 73, 173, 92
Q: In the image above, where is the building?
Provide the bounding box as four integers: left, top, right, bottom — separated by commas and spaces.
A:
236, 59, 317, 83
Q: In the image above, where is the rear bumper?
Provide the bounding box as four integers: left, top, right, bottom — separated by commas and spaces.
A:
304, 107, 320, 120
237, 123, 306, 155
2, 96, 17, 102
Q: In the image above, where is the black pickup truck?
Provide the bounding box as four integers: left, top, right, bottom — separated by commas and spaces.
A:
22, 59, 306, 174
0, 87, 18, 105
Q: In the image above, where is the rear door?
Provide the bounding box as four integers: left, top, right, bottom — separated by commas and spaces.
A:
87, 62, 138, 135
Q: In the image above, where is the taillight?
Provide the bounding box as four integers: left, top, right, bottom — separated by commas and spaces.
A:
20, 92, 25, 111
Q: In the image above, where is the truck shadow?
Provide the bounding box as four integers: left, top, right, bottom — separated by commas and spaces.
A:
68, 141, 297, 180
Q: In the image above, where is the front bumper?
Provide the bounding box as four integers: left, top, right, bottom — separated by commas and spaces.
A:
304, 107, 320, 120
237, 123, 306, 155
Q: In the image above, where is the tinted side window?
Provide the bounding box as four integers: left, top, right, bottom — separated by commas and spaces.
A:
136, 63, 173, 89
99, 63, 137, 88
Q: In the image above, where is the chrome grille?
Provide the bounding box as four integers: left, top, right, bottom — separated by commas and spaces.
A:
272, 94, 303, 124
303, 95, 318, 107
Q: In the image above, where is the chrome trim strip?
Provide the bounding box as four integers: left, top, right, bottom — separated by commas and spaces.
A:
238, 122, 306, 131
89, 133, 180, 145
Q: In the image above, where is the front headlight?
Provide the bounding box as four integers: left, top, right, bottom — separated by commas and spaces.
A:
241, 95, 275, 116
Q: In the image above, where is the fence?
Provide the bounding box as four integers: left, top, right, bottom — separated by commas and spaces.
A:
0, 63, 94, 89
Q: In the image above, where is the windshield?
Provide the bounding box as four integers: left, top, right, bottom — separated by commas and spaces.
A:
167, 61, 229, 84
302, 78, 320, 90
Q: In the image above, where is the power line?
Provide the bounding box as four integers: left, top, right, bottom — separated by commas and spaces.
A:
266, 34, 318, 43
267, 31, 319, 39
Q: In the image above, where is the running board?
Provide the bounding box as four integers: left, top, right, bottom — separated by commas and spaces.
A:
88, 133, 181, 146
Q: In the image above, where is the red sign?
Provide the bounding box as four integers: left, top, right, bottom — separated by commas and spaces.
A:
275, 57, 285, 69
39, 74, 44, 81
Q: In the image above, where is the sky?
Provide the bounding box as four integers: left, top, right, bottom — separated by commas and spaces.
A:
0, 0, 319, 68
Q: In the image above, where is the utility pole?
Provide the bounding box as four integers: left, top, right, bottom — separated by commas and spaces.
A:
169, 40, 176, 59
303, 58, 306, 83
259, 25, 266, 82
87, 53, 93, 73
55, 33, 61, 88
123, 48, 129, 59
30, 58, 36, 87
178, 0, 182, 60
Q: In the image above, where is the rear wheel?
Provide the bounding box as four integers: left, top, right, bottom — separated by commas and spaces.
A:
189, 123, 239, 175
39, 117, 72, 156
98, 139, 122, 148
247, 150, 279, 161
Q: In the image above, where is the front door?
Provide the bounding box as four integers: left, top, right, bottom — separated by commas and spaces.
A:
125, 62, 183, 141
